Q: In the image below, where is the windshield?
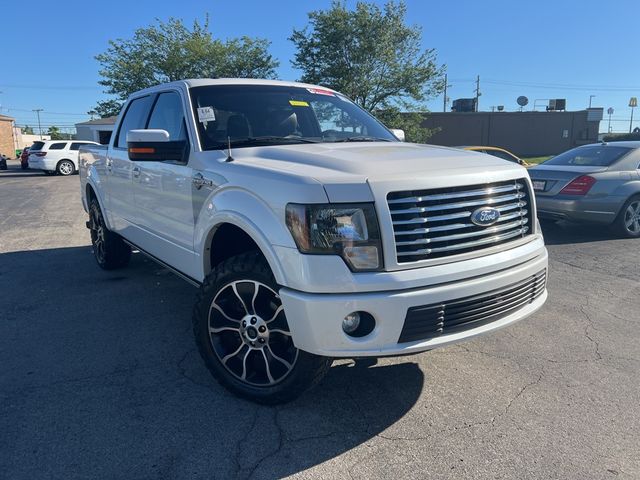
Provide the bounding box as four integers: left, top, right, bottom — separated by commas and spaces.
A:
543, 145, 631, 167
189, 85, 397, 150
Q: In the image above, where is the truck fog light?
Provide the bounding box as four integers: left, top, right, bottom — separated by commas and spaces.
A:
342, 312, 361, 334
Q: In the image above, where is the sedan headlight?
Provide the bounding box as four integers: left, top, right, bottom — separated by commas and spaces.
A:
285, 203, 383, 271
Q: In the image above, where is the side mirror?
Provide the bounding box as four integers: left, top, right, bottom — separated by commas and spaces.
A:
127, 129, 187, 161
390, 128, 405, 142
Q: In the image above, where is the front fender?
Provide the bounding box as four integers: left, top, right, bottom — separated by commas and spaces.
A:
194, 187, 304, 286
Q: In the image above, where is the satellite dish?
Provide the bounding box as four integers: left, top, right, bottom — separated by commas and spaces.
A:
497, 105, 504, 112
517, 96, 529, 107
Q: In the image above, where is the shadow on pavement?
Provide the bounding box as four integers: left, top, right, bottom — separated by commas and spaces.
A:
0, 246, 423, 479
539, 220, 624, 246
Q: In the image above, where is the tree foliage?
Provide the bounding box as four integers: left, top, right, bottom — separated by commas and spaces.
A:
94, 16, 279, 116
47, 126, 65, 140
22, 125, 34, 135
290, 1, 444, 141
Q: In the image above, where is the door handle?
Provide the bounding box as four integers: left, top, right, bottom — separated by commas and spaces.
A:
192, 172, 213, 189
132, 166, 141, 178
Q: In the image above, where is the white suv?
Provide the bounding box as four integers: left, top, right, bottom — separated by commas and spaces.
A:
28, 140, 99, 176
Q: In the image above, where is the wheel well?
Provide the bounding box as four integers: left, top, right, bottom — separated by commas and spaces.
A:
209, 223, 261, 269
86, 184, 96, 204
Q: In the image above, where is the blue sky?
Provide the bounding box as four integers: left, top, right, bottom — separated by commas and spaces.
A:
2, 0, 639, 134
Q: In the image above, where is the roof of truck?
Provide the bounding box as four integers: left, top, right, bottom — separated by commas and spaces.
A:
131, 78, 339, 97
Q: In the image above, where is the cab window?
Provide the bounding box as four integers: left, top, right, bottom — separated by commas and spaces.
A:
116, 96, 153, 149
147, 92, 187, 141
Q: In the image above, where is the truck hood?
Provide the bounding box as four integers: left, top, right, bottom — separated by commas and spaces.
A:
234, 141, 523, 181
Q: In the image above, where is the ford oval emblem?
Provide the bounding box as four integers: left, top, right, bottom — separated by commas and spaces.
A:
470, 207, 501, 226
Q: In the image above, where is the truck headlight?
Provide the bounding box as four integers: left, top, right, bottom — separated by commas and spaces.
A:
285, 203, 383, 271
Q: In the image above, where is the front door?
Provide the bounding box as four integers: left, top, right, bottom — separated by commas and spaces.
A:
131, 91, 197, 275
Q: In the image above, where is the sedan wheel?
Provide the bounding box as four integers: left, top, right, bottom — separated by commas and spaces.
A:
623, 200, 640, 235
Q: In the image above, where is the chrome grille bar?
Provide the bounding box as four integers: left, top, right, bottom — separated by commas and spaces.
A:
387, 179, 534, 262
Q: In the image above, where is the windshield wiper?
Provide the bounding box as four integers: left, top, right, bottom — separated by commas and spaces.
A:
224, 136, 320, 147
330, 136, 392, 143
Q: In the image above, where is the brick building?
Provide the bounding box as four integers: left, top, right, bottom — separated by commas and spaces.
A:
0, 114, 17, 157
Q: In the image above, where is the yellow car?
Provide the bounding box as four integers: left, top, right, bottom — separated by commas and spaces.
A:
462, 146, 531, 167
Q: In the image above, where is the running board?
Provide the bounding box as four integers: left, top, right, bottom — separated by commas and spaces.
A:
122, 240, 202, 288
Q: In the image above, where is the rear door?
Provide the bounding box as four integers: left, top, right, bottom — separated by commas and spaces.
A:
131, 90, 196, 271
106, 95, 154, 234
45, 142, 69, 164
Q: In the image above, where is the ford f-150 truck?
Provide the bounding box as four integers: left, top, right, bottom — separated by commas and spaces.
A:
79, 78, 548, 404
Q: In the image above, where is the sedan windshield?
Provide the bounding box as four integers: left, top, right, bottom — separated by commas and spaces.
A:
189, 85, 397, 150
543, 145, 632, 167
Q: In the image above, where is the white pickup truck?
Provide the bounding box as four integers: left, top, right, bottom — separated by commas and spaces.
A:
79, 78, 548, 404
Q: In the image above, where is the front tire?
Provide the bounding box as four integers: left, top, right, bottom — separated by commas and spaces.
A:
57, 160, 75, 176
613, 195, 640, 238
88, 198, 131, 269
193, 252, 332, 404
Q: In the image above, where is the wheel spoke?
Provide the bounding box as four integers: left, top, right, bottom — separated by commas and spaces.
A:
269, 329, 292, 337
240, 348, 250, 380
251, 284, 259, 315
626, 216, 634, 228
222, 343, 246, 364
210, 302, 242, 323
267, 345, 292, 370
261, 349, 276, 384
232, 282, 250, 315
634, 219, 640, 233
266, 305, 284, 323
209, 326, 240, 334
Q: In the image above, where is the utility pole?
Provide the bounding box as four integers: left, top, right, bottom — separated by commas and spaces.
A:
33, 109, 44, 140
607, 107, 614, 133
442, 74, 447, 112
474, 75, 481, 112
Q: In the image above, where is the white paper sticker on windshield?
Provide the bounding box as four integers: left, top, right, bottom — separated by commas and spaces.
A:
197, 106, 216, 122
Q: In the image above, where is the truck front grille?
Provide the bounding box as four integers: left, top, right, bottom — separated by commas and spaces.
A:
387, 179, 533, 263
398, 269, 546, 344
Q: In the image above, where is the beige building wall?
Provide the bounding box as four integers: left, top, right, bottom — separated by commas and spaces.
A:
0, 115, 16, 157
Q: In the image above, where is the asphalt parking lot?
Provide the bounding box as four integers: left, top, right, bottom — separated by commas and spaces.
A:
1, 160, 639, 480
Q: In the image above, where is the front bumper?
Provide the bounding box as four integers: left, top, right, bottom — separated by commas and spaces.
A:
536, 195, 623, 224
280, 248, 548, 357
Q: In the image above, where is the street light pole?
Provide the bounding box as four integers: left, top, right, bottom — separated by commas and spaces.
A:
629, 97, 638, 134
589, 95, 596, 108
32, 109, 44, 140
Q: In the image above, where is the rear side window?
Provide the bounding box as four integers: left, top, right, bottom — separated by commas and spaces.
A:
30, 141, 45, 151
116, 96, 153, 149
69, 142, 86, 151
544, 146, 631, 167
49, 143, 67, 150
148, 92, 187, 141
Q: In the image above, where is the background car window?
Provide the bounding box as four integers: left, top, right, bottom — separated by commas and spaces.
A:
49, 143, 67, 150
147, 92, 187, 141
30, 141, 44, 151
116, 96, 153, 149
69, 143, 85, 151
544, 145, 631, 167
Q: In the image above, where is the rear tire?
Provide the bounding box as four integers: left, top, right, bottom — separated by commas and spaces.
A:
57, 160, 75, 176
193, 251, 332, 404
88, 198, 131, 269
613, 195, 640, 238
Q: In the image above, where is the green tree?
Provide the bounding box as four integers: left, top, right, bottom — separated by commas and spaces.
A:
94, 16, 279, 114
22, 125, 34, 135
47, 126, 65, 140
290, 1, 444, 142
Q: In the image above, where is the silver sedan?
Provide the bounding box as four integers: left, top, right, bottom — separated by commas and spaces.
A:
529, 141, 640, 237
